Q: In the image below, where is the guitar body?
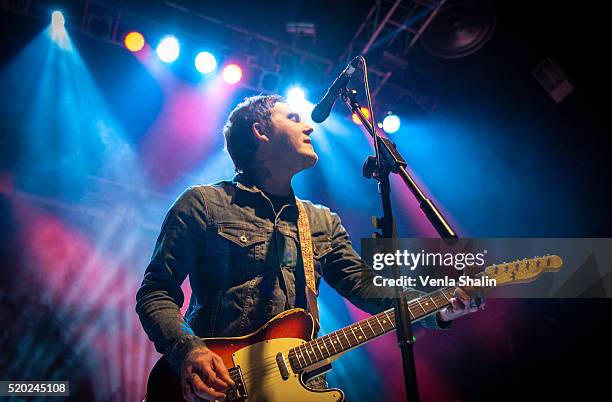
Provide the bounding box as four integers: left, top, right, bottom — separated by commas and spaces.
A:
145, 309, 344, 402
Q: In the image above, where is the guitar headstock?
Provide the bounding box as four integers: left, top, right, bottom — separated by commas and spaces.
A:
484, 255, 563, 286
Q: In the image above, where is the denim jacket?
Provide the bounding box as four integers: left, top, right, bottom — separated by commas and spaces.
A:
136, 175, 447, 373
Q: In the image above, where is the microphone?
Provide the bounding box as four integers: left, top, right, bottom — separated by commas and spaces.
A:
311, 56, 361, 123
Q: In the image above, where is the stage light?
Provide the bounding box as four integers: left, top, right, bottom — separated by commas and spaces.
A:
286, 86, 312, 115
222, 64, 243, 84
51, 11, 65, 29
195, 51, 217, 74
124, 31, 145, 52
382, 113, 401, 133
352, 107, 370, 125
49, 10, 69, 48
287, 86, 306, 104
156, 36, 180, 63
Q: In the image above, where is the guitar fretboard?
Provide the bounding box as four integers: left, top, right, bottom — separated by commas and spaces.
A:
287, 286, 456, 372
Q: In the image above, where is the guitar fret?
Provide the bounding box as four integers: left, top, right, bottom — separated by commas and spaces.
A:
374, 315, 385, 332
364, 321, 374, 337
320, 337, 332, 357
336, 331, 347, 351
365, 318, 377, 337
312, 343, 322, 361
293, 348, 300, 368
304, 345, 315, 365
430, 296, 439, 309
289, 350, 297, 370
297, 346, 305, 366
298, 346, 307, 366
348, 326, 359, 346
386, 311, 396, 330
406, 304, 416, 320
384, 311, 395, 329
391, 311, 398, 326
415, 299, 425, 312
297, 349, 306, 368
341, 328, 351, 347
295, 346, 308, 368
421, 298, 434, 313
442, 290, 452, 302
330, 332, 341, 351
311, 342, 324, 360
433, 292, 449, 307
378, 313, 390, 331
354, 324, 367, 343
326, 333, 339, 354
441, 289, 454, 304
410, 300, 425, 317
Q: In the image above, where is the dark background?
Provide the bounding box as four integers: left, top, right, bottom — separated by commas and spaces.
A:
1, 1, 611, 401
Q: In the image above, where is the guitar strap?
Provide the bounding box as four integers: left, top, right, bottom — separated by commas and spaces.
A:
296, 200, 320, 333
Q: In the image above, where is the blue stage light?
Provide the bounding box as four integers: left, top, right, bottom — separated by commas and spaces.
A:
49, 10, 70, 48
51, 11, 65, 29
382, 113, 401, 133
156, 36, 180, 63
286, 86, 306, 104
194, 51, 217, 74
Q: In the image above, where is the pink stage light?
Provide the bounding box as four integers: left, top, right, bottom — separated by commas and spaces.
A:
222, 64, 243, 84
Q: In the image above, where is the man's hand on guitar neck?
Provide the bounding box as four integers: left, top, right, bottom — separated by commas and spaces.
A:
437, 285, 486, 322
181, 347, 235, 402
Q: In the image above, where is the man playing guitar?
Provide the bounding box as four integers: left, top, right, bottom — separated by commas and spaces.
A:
136, 95, 485, 401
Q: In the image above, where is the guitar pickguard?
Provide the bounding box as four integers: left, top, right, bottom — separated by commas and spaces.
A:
231, 338, 343, 402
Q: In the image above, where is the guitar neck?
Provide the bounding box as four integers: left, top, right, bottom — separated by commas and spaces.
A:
288, 283, 461, 371
288, 252, 563, 372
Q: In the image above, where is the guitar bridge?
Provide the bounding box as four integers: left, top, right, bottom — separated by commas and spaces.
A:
226, 366, 248, 401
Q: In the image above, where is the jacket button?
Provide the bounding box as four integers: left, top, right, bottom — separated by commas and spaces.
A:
240, 235, 248, 243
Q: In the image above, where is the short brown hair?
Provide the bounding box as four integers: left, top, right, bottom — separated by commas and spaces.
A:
223, 94, 284, 174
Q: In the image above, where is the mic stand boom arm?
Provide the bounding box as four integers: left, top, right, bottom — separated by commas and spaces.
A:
341, 88, 457, 239
341, 88, 457, 402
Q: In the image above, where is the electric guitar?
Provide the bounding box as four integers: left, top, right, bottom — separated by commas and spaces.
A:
145, 255, 563, 402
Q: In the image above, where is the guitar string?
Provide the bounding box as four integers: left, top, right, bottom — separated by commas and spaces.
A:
235, 323, 390, 379
218, 262, 540, 394
229, 261, 472, 374
237, 325, 446, 388
237, 303, 452, 380
233, 283, 504, 385
234, 289, 456, 381
227, 323, 381, 378
235, 269, 513, 380
227, 264, 539, 385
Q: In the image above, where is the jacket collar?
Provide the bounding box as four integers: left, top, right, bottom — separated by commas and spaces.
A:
232, 174, 297, 204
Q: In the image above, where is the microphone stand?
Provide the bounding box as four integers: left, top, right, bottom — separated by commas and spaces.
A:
340, 87, 457, 402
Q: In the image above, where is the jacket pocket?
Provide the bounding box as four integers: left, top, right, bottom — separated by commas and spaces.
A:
216, 222, 269, 282
218, 223, 267, 247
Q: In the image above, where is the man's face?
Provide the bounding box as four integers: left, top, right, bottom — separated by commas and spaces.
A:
257, 102, 317, 174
